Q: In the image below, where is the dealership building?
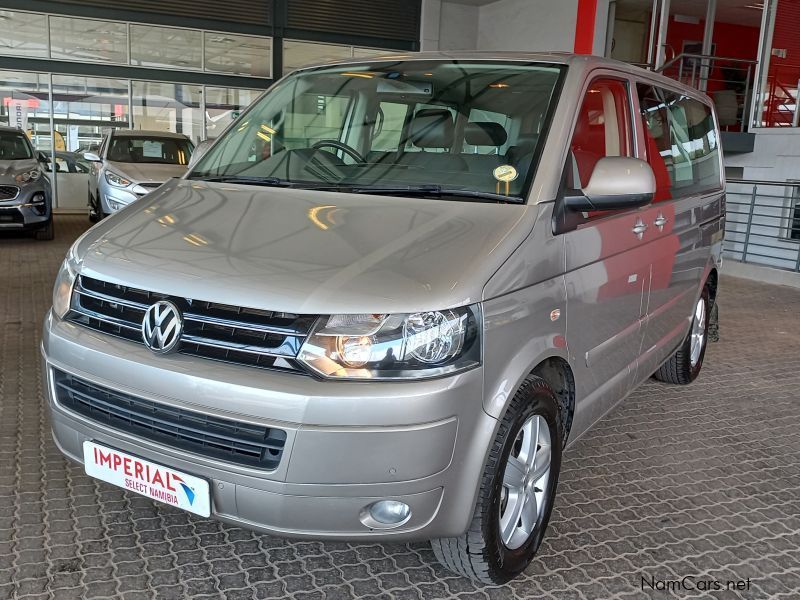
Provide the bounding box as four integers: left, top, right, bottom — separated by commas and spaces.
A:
2, 0, 799, 274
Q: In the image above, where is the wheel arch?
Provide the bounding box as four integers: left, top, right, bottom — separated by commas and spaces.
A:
706, 267, 719, 305
529, 356, 576, 447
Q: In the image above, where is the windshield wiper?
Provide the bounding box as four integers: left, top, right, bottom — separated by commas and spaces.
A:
187, 175, 297, 187
346, 184, 525, 204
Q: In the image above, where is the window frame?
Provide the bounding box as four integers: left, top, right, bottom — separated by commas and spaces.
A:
633, 78, 724, 200
554, 71, 640, 232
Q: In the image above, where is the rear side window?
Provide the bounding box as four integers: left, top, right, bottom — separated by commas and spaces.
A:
637, 84, 721, 201
371, 101, 408, 152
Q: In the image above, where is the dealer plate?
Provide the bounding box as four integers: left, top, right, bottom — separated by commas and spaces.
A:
83, 441, 211, 517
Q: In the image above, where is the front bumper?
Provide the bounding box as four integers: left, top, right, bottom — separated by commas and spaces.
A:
0, 181, 50, 229
42, 310, 495, 541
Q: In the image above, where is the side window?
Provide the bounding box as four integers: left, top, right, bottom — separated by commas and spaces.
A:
569, 78, 633, 191
637, 84, 721, 201
371, 101, 409, 153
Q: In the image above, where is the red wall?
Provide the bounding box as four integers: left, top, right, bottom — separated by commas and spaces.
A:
664, 18, 760, 92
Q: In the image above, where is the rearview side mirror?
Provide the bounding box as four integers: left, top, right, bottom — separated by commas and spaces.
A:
37, 151, 49, 163
83, 152, 101, 162
564, 157, 655, 212
188, 139, 213, 171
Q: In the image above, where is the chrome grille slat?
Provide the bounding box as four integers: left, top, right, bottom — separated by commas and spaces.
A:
181, 333, 300, 358
67, 276, 313, 373
69, 305, 142, 332
182, 312, 301, 336
75, 283, 150, 310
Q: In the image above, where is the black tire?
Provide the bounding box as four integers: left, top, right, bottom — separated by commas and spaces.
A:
34, 219, 54, 241
431, 376, 563, 584
88, 191, 101, 223
653, 284, 711, 384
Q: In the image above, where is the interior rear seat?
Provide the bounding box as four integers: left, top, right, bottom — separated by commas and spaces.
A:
462, 122, 507, 174
398, 109, 467, 175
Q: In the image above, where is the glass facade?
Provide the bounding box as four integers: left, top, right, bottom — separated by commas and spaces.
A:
50, 16, 129, 64
0, 70, 261, 210
0, 10, 403, 211
205, 33, 271, 78
130, 25, 203, 71
0, 9, 273, 78
282, 40, 389, 75
0, 10, 48, 58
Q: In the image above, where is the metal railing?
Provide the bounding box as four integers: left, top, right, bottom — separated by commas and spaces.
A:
724, 179, 800, 272
761, 62, 800, 127
657, 53, 757, 132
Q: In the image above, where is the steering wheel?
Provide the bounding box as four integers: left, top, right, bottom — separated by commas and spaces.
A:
311, 140, 366, 164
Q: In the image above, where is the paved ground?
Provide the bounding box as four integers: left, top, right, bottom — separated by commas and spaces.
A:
1, 215, 799, 600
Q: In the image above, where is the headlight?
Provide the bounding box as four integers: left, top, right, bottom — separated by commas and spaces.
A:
105, 171, 132, 187
298, 305, 481, 380
15, 169, 41, 184
52, 257, 78, 319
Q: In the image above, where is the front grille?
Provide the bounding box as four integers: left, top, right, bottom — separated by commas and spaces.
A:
138, 182, 162, 189
0, 185, 20, 201
53, 369, 287, 470
67, 276, 317, 373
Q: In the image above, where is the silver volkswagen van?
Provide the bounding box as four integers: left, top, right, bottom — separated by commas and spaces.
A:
44, 53, 724, 583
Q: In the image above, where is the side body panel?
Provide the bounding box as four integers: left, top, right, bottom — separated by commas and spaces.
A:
637, 192, 724, 376
482, 202, 569, 421
561, 205, 650, 439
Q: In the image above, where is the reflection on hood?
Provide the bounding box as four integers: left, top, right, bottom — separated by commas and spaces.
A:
0, 158, 39, 182
107, 161, 189, 183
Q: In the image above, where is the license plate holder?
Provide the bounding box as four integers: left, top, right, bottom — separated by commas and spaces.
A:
83, 441, 211, 517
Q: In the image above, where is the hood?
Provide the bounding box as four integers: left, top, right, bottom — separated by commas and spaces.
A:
0, 158, 39, 181
107, 161, 188, 184
75, 179, 538, 314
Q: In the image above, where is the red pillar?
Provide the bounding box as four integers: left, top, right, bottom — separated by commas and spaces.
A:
574, 0, 598, 55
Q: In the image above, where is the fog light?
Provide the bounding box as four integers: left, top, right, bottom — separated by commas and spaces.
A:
106, 197, 125, 212
32, 193, 45, 204
368, 500, 411, 525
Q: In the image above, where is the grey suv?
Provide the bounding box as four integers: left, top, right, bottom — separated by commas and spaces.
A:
45, 53, 724, 583
84, 129, 193, 221
0, 126, 53, 240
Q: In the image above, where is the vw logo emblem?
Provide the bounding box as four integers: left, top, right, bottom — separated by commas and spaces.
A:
142, 300, 183, 354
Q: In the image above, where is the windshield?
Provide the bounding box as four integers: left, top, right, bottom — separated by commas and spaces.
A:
108, 136, 193, 165
191, 60, 564, 201
0, 131, 33, 160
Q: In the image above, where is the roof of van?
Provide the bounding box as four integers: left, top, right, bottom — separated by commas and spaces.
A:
292, 51, 708, 100
0, 124, 28, 133
112, 129, 190, 139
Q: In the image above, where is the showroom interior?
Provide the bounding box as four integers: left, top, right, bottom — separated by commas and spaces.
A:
1, 0, 799, 598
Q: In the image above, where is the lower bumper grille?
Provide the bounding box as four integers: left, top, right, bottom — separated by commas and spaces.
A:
0, 208, 23, 224
53, 369, 287, 470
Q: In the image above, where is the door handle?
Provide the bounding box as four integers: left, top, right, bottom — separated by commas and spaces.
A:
654, 214, 668, 231
632, 219, 648, 239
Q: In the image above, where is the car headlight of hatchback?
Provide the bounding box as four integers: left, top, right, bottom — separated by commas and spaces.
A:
15, 169, 41, 184
105, 170, 132, 187
52, 255, 79, 319
298, 305, 481, 379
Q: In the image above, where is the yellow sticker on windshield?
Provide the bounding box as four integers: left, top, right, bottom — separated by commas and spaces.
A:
493, 165, 518, 183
